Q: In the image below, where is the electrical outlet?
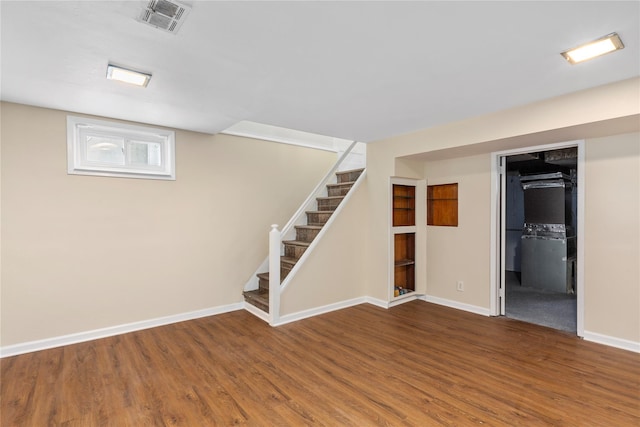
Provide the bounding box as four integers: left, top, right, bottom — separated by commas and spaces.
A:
457, 281, 464, 292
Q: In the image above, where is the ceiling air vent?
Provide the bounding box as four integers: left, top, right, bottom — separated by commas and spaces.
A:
138, 0, 191, 34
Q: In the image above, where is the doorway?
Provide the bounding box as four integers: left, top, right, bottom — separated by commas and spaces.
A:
492, 141, 584, 336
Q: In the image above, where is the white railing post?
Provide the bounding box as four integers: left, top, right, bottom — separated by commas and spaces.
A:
268, 224, 281, 325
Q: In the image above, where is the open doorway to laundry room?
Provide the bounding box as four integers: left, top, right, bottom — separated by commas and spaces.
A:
495, 142, 584, 335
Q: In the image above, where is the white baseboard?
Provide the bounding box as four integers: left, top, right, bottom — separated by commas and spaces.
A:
5, 298, 636, 358
0, 303, 244, 358
274, 297, 367, 326
365, 294, 420, 309
244, 302, 270, 323
583, 330, 640, 353
364, 296, 390, 308
420, 294, 491, 317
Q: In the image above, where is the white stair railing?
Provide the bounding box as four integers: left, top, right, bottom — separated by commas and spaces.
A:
244, 140, 366, 325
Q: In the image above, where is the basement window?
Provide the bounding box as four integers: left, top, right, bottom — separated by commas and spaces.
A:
67, 116, 175, 180
427, 183, 458, 226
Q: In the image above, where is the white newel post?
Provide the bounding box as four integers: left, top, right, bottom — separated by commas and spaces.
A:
268, 224, 281, 325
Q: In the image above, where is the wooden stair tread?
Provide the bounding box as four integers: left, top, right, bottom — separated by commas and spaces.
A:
244, 289, 268, 297
306, 210, 334, 214
336, 168, 365, 174
316, 195, 345, 200
326, 181, 356, 187
243, 289, 269, 312
257, 272, 269, 280
281, 256, 298, 266
283, 240, 311, 247
294, 225, 323, 230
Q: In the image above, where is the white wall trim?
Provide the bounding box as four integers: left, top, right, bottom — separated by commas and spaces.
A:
222, 129, 338, 152
364, 294, 421, 309
4, 298, 635, 357
420, 294, 491, 317
365, 296, 390, 308
273, 297, 367, 326
243, 301, 270, 322
220, 121, 362, 157
389, 294, 421, 308
490, 140, 585, 337
0, 303, 244, 358
583, 331, 640, 353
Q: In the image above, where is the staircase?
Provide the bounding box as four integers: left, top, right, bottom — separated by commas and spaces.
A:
243, 168, 365, 312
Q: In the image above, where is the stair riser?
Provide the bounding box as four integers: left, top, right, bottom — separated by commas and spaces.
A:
284, 244, 307, 260
336, 170, 363, 183
296, 228, 321, 243
317, 198, 342, 211
244, 293, 269, 312
327, 185, 353, 197
306, 211, 332, 225
281, 264, 293, 280
258, 276, 269, 291
256, 258, 296, 289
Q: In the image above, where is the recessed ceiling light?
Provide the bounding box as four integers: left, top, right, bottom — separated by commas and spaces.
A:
106, 64, 152, 87
561, 33, 624, 64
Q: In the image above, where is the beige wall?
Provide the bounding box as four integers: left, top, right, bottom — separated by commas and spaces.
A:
2, 77, 639, 350
365, 78, 640, 345
0, 102, 336, 346
584, 133, 640, 341
424, 154, 492, 308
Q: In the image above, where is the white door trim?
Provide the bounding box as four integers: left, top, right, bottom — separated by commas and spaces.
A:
490, 140, 585, 337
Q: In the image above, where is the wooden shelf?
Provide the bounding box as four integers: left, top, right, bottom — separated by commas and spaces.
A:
393, 184, 415, 227
394, 233, 415, 292
391, 179, 417, 300
428, 183, 458, 226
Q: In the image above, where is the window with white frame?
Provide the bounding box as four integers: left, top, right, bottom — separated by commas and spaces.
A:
67, 116, 175, 180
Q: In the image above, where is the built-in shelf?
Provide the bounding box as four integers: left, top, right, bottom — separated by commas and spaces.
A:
394, 233, 415, 294
391, 180, 417, 300
427, 183, 458, 226
393, 184, 415, 227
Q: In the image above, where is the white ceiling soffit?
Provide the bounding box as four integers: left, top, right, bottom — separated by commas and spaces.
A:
223, 120, 354, 152
1, 1, 639, 143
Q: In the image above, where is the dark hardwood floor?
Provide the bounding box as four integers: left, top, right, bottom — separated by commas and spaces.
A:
2, 301, 639, 426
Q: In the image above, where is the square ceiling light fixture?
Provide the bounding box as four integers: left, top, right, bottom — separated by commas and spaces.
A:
561, 32, 624, 64
106, 64, 152, 87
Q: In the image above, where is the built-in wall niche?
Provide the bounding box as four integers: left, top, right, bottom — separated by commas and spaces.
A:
393, 184, 415, 226
427, 183, 458, 226
394, 233, 415, 296
390, 179, 418, 299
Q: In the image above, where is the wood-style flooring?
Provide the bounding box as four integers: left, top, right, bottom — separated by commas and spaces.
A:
2, 301, 639, 426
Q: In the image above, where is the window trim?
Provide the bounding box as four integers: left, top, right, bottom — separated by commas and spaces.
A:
67, 115, 176, 180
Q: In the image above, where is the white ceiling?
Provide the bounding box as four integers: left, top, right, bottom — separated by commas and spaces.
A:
1, 1, 638, 142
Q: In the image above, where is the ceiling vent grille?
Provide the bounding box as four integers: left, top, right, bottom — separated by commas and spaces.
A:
138, 0, 191, 34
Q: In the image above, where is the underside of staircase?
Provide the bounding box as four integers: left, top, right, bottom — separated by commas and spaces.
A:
243, 168, 364, 313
